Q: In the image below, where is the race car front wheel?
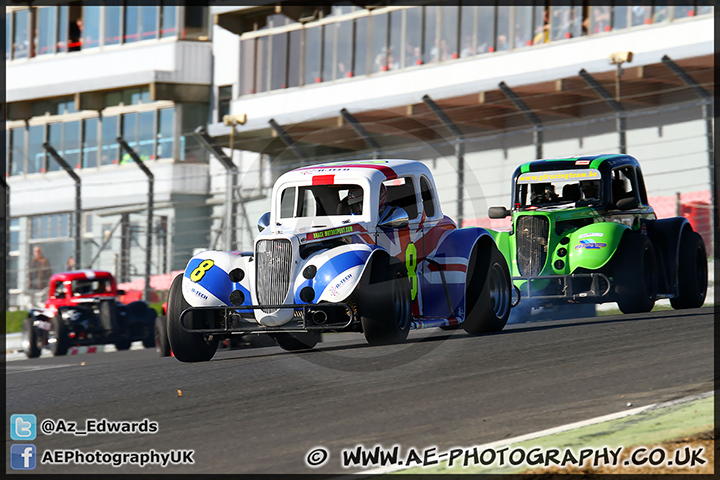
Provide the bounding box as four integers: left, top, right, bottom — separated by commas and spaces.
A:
614, 234, 657, 314
22, 317, 41, 358
167, 274, 219, 362
48, 315, 70, 356
155, 316, 171, 357
361, 258, 412, 346
462, 242, 512, 334
670, 230, 707, 309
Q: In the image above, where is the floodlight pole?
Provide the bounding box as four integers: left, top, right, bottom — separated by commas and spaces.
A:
579, 69, 626, 154
662, 55, 715, 244
422, 94, 465, 227
498, 82, 544, 159
43, 143, 82, 269
340, 108, 382, 159
117, 137, 153, 303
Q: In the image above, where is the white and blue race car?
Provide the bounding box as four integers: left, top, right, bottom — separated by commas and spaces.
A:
166, 159, 514, 362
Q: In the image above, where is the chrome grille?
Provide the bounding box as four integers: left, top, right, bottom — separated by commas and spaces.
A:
256, 239, 293, 313
516, 215, 549, 277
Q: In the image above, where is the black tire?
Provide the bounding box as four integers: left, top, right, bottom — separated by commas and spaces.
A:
670, 230, 708, 309
48, 315, 70, 356
361, 259, 412, 346
114, 337, 132, 350
462, 243, 512, 334
22, 317, 41, 358
155, 316, 171, 356
166, 274, 219, 362
272, 332, 321, 351
614, 234, 657, 314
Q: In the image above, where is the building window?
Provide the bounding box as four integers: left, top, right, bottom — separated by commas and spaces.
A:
83, 5, 101, 49
322, 22, 337, 81
141, 6, 158, 41
47, 123, 63, 172
138, 111, 155, 160
6, 14, 11, 60
31, 213, 73, 239
287, 29, 302, 88
160, 4, 177, 37
336, 19, 353, 77
120, 112, 138, 164
13, 9, 30, 59
82, 117, 99, 168
370, 12, 388, 73
404, 7, 422, 65
590, 6, 611, 33
217, 86, 232, 122
496, 6, 511, 51
514, 6, 533, 47
124, 5, 141, 43
613, 6, 630, 30
157, 107, 175, 159
101, 115, 120, 165
423, 6, 438, 64
304, 25, 322, 85
36, 7, 57, 56
353, 16, 369, 76
255, 35, 270, 93
64, 120, 81, 168
8, 218, 20, 290
550, 6, 571, 40
239, 38, 256, 95
105, 4, 122, 46
10, 128, 26, 176
28, 125, 46, 174
439, 4, 459, 60
270, 33, 288, 89
387, 11, 402, 69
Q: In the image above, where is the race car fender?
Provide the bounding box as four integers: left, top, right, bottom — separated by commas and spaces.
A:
293, 243, 384, 303
182, 251, 254, 308
423, 227, 497, 318
567, 221, 630, 271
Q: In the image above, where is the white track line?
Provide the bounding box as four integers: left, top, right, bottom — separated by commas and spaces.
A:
357, 390, 714, 476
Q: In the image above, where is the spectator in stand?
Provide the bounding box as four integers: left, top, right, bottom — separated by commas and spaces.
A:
591, 7, 611, 33
66, 256, 75, 271
533, 8, 550, 44
69, 17, 82, 51
28, 246, 52, 290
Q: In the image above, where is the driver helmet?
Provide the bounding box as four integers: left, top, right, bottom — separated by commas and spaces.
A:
347, 187, 363, 215
580, 180, 600, 199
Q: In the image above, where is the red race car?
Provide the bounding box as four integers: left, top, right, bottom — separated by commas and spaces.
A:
22, 270, 157, 358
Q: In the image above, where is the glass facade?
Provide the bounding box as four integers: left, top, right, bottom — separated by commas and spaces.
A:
6, 4, 194, 62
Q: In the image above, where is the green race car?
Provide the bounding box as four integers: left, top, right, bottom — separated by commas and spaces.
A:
487, 154, 708, 316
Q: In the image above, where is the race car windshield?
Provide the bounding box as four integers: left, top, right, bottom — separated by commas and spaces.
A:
280, 184, 365, 218
72, 278, 113, 296
515, 169, 603, 208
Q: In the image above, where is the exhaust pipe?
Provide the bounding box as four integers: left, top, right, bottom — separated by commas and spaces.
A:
311, 310, 327, 325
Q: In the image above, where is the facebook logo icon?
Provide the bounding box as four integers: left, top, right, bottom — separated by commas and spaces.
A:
10, 414, 37, 440
11, 444, 37, 470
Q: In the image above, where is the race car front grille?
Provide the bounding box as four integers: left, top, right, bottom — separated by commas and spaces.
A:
516, 215, 549, 277
256, 239, 293, 314
99, 299, 120, 331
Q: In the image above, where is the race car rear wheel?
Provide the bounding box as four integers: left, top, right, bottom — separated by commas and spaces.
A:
48, 315, 70, 356
272, 332, 321, 351
361, 259, 411, 345
614, 234, 657, 314
670, 230, 707, 309
155, 316, 171, 357
22, 317, 41, 358
462, 242, 512, 334
167, 273, 219, 362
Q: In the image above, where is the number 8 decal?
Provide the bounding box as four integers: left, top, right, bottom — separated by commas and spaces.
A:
405, 243, 418, 300
191, 260, 214, 282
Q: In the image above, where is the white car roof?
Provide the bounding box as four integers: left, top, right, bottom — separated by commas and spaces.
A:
277, 159, 433, 185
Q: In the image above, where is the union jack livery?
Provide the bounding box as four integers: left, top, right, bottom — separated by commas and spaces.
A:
166, 159, 514, 362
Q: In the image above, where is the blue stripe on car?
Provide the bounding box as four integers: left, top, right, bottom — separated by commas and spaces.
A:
185, 257, 251, 307
295, 249, 373, 303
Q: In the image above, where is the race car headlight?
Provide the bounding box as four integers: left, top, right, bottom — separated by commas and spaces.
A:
229, 290, 245, 306
61, 310, 81, 321
299, 286, 315, 303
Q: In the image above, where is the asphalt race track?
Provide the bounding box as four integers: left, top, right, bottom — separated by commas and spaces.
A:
5, 307, 714, 474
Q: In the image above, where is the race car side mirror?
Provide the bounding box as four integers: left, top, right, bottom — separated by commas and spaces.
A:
488, 206, 510, 218
257, 212, 271, 232
117, 289, 126, 296
616, 197, 639, 211
378, 207, 409, 229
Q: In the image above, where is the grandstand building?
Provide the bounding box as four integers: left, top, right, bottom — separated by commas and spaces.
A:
5, 2, 715, 308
